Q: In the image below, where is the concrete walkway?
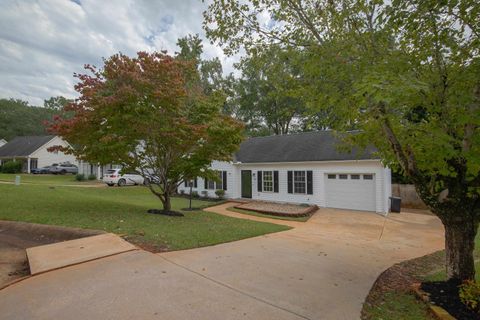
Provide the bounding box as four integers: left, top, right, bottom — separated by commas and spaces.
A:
0, 203, 444, 320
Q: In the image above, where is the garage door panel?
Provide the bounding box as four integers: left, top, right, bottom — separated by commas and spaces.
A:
325, 174, 376, 212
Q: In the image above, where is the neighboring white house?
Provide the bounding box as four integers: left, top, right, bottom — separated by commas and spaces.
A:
0, 135, 77, 173
77, 161, 121, 179
0, 139, 7, 148
178, 131, 392, 214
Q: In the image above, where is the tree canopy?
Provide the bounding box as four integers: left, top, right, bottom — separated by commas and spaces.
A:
204, 0, 480, 281
49, 51, 244, 212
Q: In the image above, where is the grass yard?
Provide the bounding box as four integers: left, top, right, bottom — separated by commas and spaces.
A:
0, 173, 102, 185
0, 183, 289, 251
228, 206, 311, 222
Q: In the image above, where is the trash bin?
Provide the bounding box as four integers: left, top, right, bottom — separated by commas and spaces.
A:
390, 196, 401, 213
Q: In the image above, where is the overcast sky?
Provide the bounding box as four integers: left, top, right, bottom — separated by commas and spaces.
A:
0, 0, 238, 106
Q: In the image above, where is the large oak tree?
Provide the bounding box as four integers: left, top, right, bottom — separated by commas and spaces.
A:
204, 0, 480, 281
49, 52, 243, 212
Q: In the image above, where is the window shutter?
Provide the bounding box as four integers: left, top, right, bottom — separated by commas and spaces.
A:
223, 171, 227, 191
184, 180, 188, 187
194, 178, 197, 188
307, 171, 313, 195
287, 171, 293, 193
204, 178, 208, 189
274, 171, 279, 193
257, 171, 262, 192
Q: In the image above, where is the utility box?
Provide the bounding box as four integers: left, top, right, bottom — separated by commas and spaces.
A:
390, 196, 401, 213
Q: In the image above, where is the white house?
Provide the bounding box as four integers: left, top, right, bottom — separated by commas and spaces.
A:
178, 131, 392, 214
0, 135, 77, 173
0, 139, 7, 148
77, 161, 121, 179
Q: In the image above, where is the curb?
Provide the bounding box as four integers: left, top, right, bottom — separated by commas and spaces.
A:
411, 283, 456, 320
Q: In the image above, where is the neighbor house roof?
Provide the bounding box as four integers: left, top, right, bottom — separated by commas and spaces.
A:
0, 135, 55, 157
234, 131, 377, 163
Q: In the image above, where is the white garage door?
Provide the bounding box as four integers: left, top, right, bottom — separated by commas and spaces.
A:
325, 173, 376, 212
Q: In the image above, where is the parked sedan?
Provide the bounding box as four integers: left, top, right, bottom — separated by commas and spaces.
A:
31, 165, 56, 174
49, 163, 78, 175
102, 169, 144, 187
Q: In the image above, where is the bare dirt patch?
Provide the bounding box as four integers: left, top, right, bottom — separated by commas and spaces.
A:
0, 221, 104, 288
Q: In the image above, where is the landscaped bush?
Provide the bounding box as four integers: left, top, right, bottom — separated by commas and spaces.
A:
459, 280, 480, 313
191, 191, 199, 198
75, 174, 86, 181
180, 189, 185, 195
87, 174, 96, 180
1, 161, 22, 173
215, 189, 225, 199
201, 190, 208, 198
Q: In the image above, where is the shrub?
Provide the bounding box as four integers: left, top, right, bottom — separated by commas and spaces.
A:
180, 189, 185, 195
459, 280, 480, 313
87, 174, 96, 180
1, 161, 22, 173
201, 190, 208, 198
191, 191, 199, 198
75, 174, 86, 181
215, 189, 225, 199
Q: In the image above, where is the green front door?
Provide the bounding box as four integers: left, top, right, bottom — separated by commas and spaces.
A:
241, 170, 252, 198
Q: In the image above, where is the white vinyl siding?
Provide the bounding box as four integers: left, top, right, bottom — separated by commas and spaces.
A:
30, 136, 77, 168
176, 160, 391, 213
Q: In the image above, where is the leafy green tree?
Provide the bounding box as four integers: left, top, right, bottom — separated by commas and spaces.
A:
205, 0, 480, 281
0, 98, 56, 140
43, 96, 71, 111
49, 52, 244, 212
232, 45, 306, 135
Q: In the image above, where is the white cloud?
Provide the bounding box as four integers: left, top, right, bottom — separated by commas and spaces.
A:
0, 0, 238, 106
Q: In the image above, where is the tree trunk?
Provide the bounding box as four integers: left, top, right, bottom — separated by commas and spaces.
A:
443, 217, 478, 281
162, 193, 172, 212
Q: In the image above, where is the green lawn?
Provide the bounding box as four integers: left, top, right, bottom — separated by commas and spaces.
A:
0, 184, 289, 251
0, 173, 101, 185
228, 207, 311, 222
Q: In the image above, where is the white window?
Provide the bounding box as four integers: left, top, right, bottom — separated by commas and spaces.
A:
339, 174, 348, 179
294, 171, 306, 194
327, 174, 336, 179
351, 174, 360, 180
207, 179, 215, 190
263, 171, 273, 192
363, 174, 374, 180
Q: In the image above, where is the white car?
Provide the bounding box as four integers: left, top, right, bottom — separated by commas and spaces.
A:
103, 169, 144, 187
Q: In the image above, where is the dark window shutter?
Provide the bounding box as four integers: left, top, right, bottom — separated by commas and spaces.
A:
204, 178, 207, 189
194, 178, 197, 188
274, 171, 279, 193
287, 171, 293, 193
184, 180, 187, 187
257, 171, 262, 192
307, 171, 313, 195
223, 171, 227, 190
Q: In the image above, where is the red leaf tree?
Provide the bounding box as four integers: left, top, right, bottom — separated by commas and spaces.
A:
49, 52, 244, 212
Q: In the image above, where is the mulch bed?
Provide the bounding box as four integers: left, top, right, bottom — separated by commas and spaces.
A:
234, 201, 317, 217
147, 209, 184, 217
421, 280, 480, 320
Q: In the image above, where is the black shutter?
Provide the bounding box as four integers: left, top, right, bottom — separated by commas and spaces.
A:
274, 171, 279, 193
194, 178, 197, 188
223, 171, 227, 190
204, 178, 208, 189
287, 171, 293, 193
307, 170, 313, 195
257, 171, 262, 192
184, 180, 187, 187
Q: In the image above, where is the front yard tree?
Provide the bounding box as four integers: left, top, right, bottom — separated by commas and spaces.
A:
49, 52, 243, 212
204, 0, 480, 281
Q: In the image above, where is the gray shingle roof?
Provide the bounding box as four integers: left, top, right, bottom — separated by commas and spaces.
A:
234, 131, 377, 163
0, 136, 55, 157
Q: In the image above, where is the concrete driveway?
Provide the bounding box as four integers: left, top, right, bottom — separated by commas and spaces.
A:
0, 203, 444, 320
